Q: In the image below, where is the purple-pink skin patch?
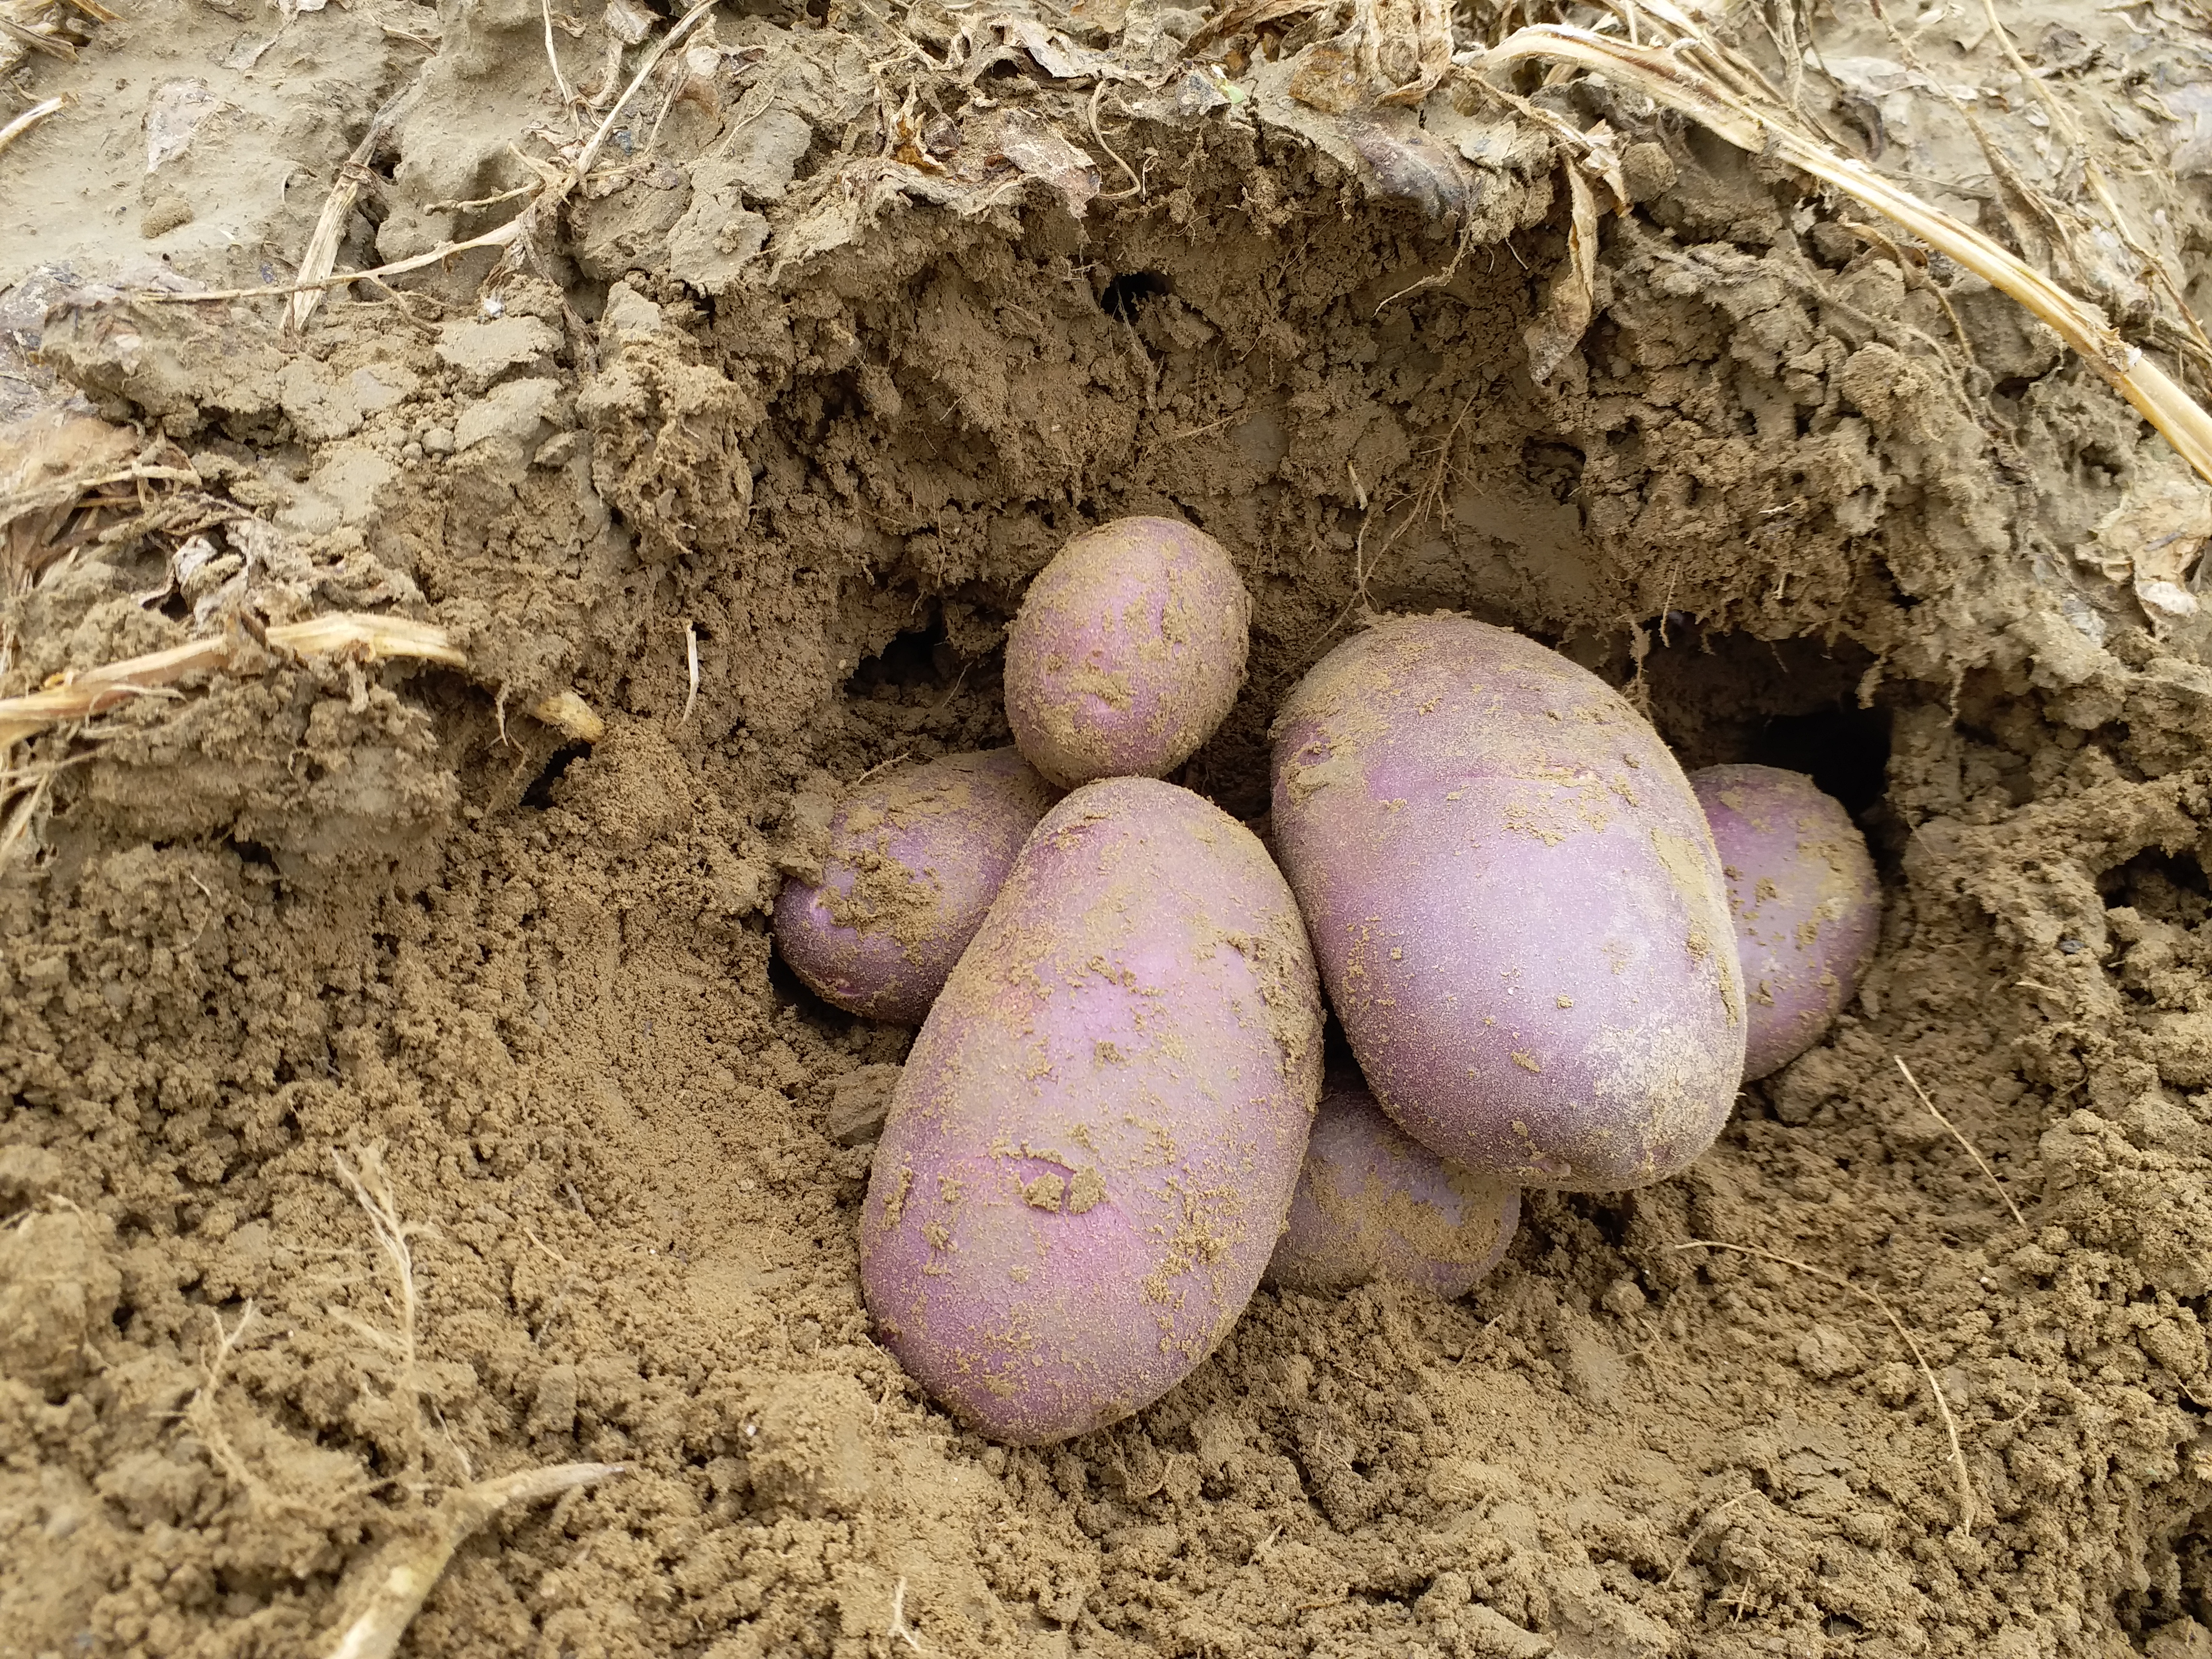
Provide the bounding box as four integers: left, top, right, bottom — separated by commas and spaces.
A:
860, 776, 1323, 1446
1270, 613, 1746, 1192
772, 748, 1058, 1026
1004, 516, 1252, 788
1266, 1082, 1519, 1300
1689, 764, 1880, 1082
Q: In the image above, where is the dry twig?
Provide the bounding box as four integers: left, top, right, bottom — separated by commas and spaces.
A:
321, 1461, 626, 1659
888, 1578, 924, 1652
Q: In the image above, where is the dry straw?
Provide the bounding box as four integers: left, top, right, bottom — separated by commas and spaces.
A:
1486, 22, 2212, 491
0, 613, 466, 749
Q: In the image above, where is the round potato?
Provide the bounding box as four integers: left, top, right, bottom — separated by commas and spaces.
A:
1270, 614, 1745, 1191
1266, 1082, 1519, 1299
1689, 764, 1880, 1081
772, 748, 1057, 1025
861, 776, 1323, 1445
1004, 516, 1252, 788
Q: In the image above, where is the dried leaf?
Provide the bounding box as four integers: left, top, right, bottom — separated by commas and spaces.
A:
1343, 117, 1473, 219
2083, 457, 2212, 627
144, 79, 221, 173
1523, 162, 1599, 383
979, 108, 1098, 216
603, 0, 653, 43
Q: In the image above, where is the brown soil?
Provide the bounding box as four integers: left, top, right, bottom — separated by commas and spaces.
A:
8, 0, 2212, 1655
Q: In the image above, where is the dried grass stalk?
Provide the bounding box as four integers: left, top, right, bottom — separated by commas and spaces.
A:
1487, 25, 2212, 490
287, 81, 427, 334
0, 613, 467, 747
0, 95, 65, 160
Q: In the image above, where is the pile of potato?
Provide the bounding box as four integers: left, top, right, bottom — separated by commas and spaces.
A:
774, 517, 1880, 1446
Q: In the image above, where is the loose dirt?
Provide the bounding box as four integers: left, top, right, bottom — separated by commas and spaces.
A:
7, 0, 2212, 1654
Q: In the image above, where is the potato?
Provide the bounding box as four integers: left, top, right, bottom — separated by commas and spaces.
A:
1270, 614, 1745, 1191
772, 748, 1057, 1025
1689, 764, 1880, 1082
860, 775, 1323, 1445
1004, 516, 1252, 788
1265, 1082, 1518, 1299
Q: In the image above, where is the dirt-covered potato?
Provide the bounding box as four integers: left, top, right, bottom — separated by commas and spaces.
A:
1270, 614, 1745, 1191
1003, 516, 1252, 787
860, 775, 1323, 1445
772, 748, 1057, 1025
1689, 764, 1881, 1082
1265, 1082, 1519, 1299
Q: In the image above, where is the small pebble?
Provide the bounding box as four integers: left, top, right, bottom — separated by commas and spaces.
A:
422, 425, 456, 456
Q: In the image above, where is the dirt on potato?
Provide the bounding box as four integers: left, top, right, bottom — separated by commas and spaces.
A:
8, 0, 2212, 1653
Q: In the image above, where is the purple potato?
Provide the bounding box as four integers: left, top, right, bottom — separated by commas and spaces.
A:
1004, 517, 1252, 788
1266, 1082, 1519, 1299
1689, 764, 1880, 1082
773, 748, 1058, 1024
861, 776, 1323, 1445
1270, 614, 1745, 1191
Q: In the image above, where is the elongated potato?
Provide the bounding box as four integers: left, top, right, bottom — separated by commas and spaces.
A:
1689, 764, 1880, 1082
1270, 614, 1745, 1191
1266, 1082, 1519, 1299
772, 748, 1057, 1025
860, 776, 1323, 1445
1003, 517, 1252, 787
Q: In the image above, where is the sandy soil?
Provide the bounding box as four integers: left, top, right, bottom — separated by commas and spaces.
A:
8, 0, 2212, 1654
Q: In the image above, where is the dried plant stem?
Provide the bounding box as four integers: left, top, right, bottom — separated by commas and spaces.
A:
1676, 1239, 1977, 1535
288, 79, 426, 334
1894, 1055, 2026, 1227
318, 1148, 624, 1659
1971, 0, 2212, 377
1487, 25, 2212, 489
0, 95, 64, 160
322, 1461, 625, 1659
138, 0, 722, 310
530, 688, 604, 743
0, 613, 466, 748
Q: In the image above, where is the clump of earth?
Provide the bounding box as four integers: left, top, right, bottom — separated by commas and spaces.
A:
7, 0, 2212, 1653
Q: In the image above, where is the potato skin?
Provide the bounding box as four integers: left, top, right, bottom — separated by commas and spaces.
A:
1689, 764, 1880, 1082
772, 748, 1058, 1025
860, 776, 1323, 1445
1004, 517, 1252, 788
1266, 1082, 1518, 1299
1270, 614, 1745, 1191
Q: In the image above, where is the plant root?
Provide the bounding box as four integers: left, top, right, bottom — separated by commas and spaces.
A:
1674, 1238, 1979, 1537
1894, 1055, 2027, 1228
